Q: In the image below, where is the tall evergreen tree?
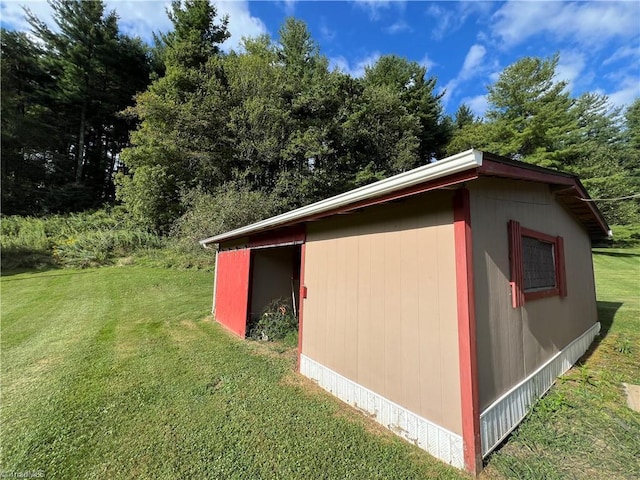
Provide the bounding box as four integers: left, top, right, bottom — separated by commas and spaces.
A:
5, 0, 153, 214
118, 0, 230, 231
486, 54, 575, 168
362, 55, 450, 164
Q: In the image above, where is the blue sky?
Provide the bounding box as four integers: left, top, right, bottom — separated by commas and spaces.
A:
2, 1, 638, 117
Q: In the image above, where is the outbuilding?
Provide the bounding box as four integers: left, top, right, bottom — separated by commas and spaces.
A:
200, 149, 609, 475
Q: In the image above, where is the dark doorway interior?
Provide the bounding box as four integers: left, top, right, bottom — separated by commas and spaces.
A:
249, 245, 302, 322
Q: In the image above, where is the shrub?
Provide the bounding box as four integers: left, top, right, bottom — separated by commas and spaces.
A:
248, 298, 298, 342
172, 182, 282, 248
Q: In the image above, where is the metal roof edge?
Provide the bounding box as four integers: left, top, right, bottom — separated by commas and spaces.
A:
200, 149, 483, 246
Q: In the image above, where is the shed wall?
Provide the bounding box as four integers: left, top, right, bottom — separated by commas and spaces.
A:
302, 191, 462, 435
469, 178, 598, 410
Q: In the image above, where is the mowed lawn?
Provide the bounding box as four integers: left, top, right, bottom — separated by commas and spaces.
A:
0, 266, 461, 479
1, 250, 639, 479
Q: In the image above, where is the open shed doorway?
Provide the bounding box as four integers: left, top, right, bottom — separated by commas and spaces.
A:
248, 244, 302, 334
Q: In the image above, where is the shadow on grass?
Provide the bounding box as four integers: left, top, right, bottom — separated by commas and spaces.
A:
0, 268, 104, 281
578, 301, 623, 364
592, 250, 640, 258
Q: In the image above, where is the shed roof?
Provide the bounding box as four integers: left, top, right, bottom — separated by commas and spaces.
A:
200, 149, 610, 246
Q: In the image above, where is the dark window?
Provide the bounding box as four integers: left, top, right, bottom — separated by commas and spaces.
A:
508, 220, 567, 307
522, 236, 556, 291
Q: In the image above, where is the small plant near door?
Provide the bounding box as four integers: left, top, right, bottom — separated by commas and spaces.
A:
248, 298, 298, 344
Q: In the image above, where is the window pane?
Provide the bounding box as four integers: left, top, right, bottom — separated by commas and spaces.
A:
522, 236, 556, 291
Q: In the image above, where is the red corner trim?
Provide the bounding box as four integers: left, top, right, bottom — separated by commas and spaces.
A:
508, 220, 525, 308
556, 236, 567, 297
453, 188, 482, 475
297, 243, 307, 372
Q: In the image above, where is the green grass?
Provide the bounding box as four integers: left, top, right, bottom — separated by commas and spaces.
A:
2, 249, 638, 479
483, 248, 640, 480
0, 266, 461, 479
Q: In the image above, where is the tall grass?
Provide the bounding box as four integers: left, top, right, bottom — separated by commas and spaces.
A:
1, 210, 166, 270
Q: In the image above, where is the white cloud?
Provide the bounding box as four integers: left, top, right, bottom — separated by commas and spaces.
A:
460, 44, 486, 79
106, 1, 173, 42
319, 19, 336, 42
352, 0, 394, 21
492, 1, 640, 48
555, 51, 586, 92
419, 53, 436, 72
426, 1, 494, 40
603, 43, 639, 66
279, 0, 296, 16
1, 0, 55, 32
330, 52, 381, 78
425, 4, 454, 40
607, 76, 640, 110
215, 1, 267, 52
1, 0, 266, 50
463, 94, 489, 119
441, 44, 489, 107
384, 19, 411, 34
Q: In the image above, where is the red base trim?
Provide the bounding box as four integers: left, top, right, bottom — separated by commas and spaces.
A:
453, 188, 482, 475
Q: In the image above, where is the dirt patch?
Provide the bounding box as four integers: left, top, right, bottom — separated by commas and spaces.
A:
179, 319, 197, 330
622, 383, 640, 412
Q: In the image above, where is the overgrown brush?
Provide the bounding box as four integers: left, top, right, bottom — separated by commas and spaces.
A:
1, 210, 164, 270
53, 230, 163, 268
248, 298, 299, 345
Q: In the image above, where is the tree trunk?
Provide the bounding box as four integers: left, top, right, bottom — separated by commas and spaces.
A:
76, 102, 87, 184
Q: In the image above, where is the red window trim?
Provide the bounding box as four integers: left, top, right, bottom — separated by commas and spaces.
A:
508, 220, 567, 308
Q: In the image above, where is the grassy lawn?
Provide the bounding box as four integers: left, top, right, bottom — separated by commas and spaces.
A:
1, 250, 638, 479
0, 266, 461, 479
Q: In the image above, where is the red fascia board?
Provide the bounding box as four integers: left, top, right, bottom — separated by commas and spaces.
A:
453, 188, 482, 475
479, 158, 575, 186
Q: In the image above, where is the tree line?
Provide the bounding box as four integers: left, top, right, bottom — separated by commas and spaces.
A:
2, 0, 638, 234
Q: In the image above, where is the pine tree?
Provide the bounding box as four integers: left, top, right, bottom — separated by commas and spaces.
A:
486, 54, 575, 168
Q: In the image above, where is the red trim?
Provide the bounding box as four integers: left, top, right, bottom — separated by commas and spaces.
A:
521, 226, 557, 244
249, 225, 306, 248
509, 222, 567, 305
525, 288, 560, 301
297, 243, 307, 372
557, 236, 567, 297
479, 158, 575, 187
453, 188, 482, 476
508, 220, 525, 308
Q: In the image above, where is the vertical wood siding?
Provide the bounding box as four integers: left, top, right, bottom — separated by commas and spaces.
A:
214, 248, 251, 337
469, 178, 599, 410
301, 191, 462, 435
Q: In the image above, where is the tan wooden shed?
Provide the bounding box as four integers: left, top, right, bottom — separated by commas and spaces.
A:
200, 149, 609, 475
